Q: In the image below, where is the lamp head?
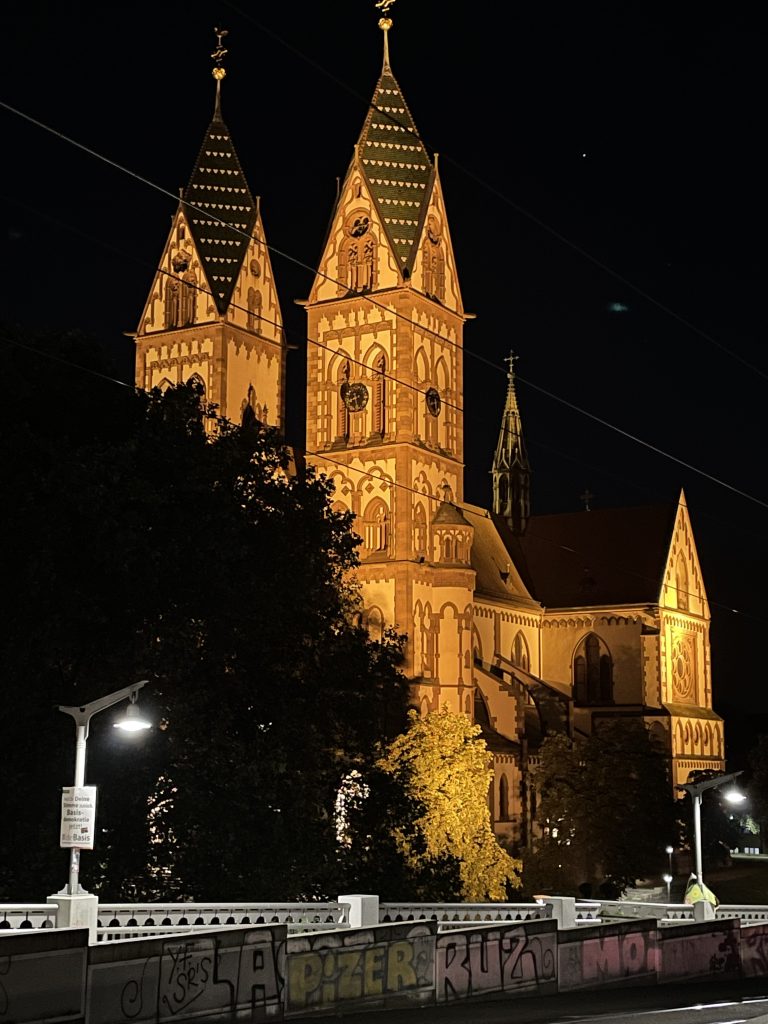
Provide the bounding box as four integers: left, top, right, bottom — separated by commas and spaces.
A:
662, 873, 673, 884
114, 702, 151, 733
665, 845, 674, 855
723, 788, 747, 805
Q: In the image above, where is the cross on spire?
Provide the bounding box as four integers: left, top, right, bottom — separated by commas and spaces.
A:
211, 26, 228, 117
580, 488, 594, 511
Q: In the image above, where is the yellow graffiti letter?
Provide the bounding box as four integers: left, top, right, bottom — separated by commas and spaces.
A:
387, 941, 417, 992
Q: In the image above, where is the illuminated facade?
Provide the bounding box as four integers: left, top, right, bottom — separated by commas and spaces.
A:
134, 20, 724, 849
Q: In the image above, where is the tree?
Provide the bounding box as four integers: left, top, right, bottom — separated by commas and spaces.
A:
366, 707, 522, 901
526, 721, 678, 896
1, 348, 411, 901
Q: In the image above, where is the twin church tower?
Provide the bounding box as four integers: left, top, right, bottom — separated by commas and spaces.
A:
133, 19, 723, 844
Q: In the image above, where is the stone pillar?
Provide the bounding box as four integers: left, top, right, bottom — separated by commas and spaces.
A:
338, 894, 379, 929
47, 891, 98, 944
537, 895, 577, 929
692, 899, 715, 922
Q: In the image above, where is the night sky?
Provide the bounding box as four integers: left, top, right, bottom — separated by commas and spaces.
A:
3, 4, 767, 759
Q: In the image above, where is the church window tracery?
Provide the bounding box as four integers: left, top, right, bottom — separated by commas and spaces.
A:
247, 287, 262, 331
573, 633, 613, 704
413, 502, 427, 557
421, 214, 445, 302
372, 353, 386, 435
180, 269, 197, 326
362, 499, 389, 555
164, 277, 180, 328
675, 554, 689, 611
337, 360, 351, 441
340, 210, 377, 293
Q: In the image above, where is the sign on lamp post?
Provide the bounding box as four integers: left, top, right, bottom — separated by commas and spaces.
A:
60, 786, 98, 850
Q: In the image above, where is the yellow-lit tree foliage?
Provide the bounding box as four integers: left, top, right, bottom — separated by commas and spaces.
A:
377, 707, 522, 900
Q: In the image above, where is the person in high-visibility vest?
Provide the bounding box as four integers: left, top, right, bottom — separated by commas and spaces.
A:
684, 873, 718, 906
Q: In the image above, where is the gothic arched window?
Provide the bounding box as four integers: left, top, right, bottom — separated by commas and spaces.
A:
337, 360, 351, 441
341, 211, 377, 293
573, 633, 613, 705
180, 270, 197, 326
247, 287, 262, 332
164, 277, 180, 328
362, 499, 388, 555
372, 354, 386, 436
413, 502, 427, 558
675, 554, 689, 611
512, 631, 530, 672
499, 774, 510, 821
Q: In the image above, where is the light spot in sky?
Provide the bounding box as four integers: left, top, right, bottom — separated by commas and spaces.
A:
581, 153, 587, 158
607, 301, 629, 313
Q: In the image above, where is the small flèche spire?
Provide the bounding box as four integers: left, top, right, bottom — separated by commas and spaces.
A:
375, 0, 397, 69
211, 26, 229, 119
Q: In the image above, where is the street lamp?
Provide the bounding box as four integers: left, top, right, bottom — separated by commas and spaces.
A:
665, 844, 674, 877
662, 872, 673, 903
58, 681, 151, 895
676, 770, 744, 887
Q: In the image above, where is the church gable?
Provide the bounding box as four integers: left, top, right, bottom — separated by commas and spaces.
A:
310, 163, 406, 304
659, 490, 709, 619
227, 212, 283, 347
410, 170, 463, 314
138, 209, 213, 336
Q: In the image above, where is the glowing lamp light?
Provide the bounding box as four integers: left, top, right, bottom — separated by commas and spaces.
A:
114, 702, 151, 732
723, 788, 747, 805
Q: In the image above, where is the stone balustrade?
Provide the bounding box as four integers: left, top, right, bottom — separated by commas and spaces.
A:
0, 904, 57, 931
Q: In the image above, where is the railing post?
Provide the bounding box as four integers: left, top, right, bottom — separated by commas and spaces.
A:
536, 895, 577, 929
338, 894, 379, 929
47, 891, 99, 943
692, 899, 715, 922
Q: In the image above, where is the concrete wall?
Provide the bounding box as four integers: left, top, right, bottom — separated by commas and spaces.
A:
436, 919, 557, 1003
657, 920, 741, 983
0, 927, 87, 1023
87, 924, 285, 1023
284, 922, 435, 1016
4, 914, 761, 1021
558, 919, 658, 991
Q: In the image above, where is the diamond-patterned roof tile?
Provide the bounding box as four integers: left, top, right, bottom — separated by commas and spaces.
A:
183, 112, 257, 315
357, 66, 432, 271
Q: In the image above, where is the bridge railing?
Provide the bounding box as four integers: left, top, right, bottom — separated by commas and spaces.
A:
379, 901, 550, 930
0, 903, 57, 931
95, 901, 349, 941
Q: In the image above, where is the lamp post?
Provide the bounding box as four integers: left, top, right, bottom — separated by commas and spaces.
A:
665, 844, 674, 877
58, 681, 151, 896
662, 872, 673, 903
676, 770, 744, 887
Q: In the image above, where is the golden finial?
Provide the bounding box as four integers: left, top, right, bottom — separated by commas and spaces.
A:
375, 0, 396, 67
211, 26, 228, 82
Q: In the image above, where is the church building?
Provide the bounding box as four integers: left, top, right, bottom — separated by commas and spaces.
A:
133, 17, 725, 849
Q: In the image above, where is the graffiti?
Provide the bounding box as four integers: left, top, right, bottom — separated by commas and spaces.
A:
558, 925, 655, 991
742, 925, 768, 979
658, 924, 740, 982
159, 940, 213, 1016
285, 923, 434, 1014
436, 921, 557, 1002
89, 925, 284, 1024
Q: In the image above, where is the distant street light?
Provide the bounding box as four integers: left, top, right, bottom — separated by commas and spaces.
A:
58, 681, 151, 895
677, 770, 744, 887
662, 872, 673, 903
665, 844, 674, 878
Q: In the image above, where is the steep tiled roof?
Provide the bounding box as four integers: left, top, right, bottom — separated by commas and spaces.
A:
357, 64, 433, 271
515, 504, 678, 608
183, 112, 257, 314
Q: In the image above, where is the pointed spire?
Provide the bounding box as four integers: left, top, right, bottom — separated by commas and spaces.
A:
180, 28, 257, 316
353, 2, 432, 273
492, 351, 531, 535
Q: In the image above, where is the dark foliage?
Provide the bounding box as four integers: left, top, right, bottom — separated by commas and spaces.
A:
0, 327, 410, 901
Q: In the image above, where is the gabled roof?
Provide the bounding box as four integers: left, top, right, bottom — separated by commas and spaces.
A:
356, 59, 433, 271
513, 503, 678, 609
182, 110, 257, 314
432, 501, 471, 526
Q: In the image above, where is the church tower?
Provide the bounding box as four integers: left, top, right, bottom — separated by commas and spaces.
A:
492, 352, 531, 535
134, 32, 285, 429
303, 13, 475, 714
